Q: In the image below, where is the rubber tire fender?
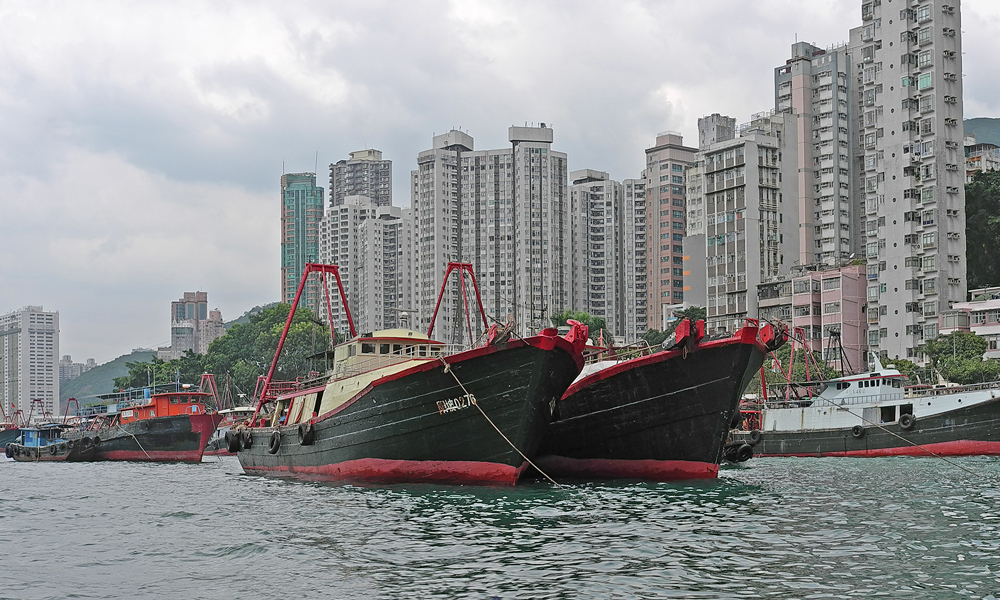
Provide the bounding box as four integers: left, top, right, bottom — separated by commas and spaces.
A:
66, 439, 75, 449
899, 413, 916, 430
93, 436, 102, 447
851, 424, 865, 438
225, 430, 242, 453
4, 444, 12, 458
298, 422, 315, 446
241, 430, 254, 449
749, 429, 763, 446
268, 430, 281, 454
736, 443, 754, 462
49, 444, 57, 455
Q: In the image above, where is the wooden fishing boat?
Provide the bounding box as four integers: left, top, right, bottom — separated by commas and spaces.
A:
6, 424, 98, 462
232, 262, 588, 485
534, 319, 787, 481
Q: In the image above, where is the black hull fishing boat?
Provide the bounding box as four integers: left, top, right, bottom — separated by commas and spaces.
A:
232, 262, 587, 485
534, 319, 786, 481
732, 354, 1000, 458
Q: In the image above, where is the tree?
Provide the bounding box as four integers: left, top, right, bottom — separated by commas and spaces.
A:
965, 169, 1000, 289
550, 310, 609, 340
922, 331, 1000, 384
745, 343, 841, 395
662, 306, 707, 337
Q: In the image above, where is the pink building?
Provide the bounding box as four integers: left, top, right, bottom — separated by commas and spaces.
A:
938, 287, 1000, 359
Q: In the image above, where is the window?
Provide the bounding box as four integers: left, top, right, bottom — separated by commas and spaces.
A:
916, 4, 931, 22
921, 187, 934, 203
824, 302, 841, 314
673, 233, 683, 241
918, 72, 933, 90
917, 27, 932, 44
361, 343, 375, 354
918, 51, 932, 68
672, 164, 684, 172
379, 343, 390, 354
672, 175, 684, 184
922, 232, 936, 248
923, 301, 937, 317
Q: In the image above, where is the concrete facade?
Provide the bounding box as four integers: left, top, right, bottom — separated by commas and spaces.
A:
329, 149, 393, 208
318, 195, 378, 336
0, 306, 60, 419
163, 291, 224, 360
849, 0, 967, 363
356, 206, 415, 334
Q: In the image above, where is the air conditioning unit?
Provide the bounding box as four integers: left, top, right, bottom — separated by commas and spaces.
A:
945, 140, 959, 149
945, 118, 958, 126
944, 73, 957, 81
943, 27, 956, 36
944, 96, 957, 104
943, 50, 956, 58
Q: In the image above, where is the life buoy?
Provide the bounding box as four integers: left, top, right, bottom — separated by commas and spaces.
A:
298, 422, 315, 446
749, 430, 763, 445
851, 425, 865, 438
899, 413, 916, 430
268, 430, 281, 454
242, 430, 254, 449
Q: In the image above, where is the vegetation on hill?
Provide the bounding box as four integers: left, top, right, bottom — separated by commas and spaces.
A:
59, 351, 156, 405
964, 117, 1000, 147
965, 169, 1000, 289
113, 304, 334, 399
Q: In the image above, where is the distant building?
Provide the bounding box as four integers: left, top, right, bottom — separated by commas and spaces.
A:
318, 196, 378, 335
329, 149, 393, 208
0, 306, 60, 419
356, 206, 415, 333
938, 286, 1000, 360
59, 355, 96, 383
965, 137, 1000, 182
160, 292, 224, 360
281, 172, 325, 318
758, 264, 868, 373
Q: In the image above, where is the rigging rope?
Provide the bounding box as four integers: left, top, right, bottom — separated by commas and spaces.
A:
438, 357, 562, 488
116, 424, 153, 460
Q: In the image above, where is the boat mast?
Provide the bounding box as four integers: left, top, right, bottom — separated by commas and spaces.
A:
427, 262, 489, 345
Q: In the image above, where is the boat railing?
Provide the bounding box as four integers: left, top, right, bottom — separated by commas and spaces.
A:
330, 344, 467, 380
905, 380, 1000, 398
585, 341, 656, 365
761, 392, 905, 409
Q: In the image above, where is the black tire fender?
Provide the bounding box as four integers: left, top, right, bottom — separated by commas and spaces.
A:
298, 422, 315, 446
49, 444, 57, 455
241, 430, 254, 449
225, 430, 242, 453
268, 430, 281, 454
851, 425, 865, 438
749, 429, 763, 446
899, 413, 916, 430
93, 436, 102, 447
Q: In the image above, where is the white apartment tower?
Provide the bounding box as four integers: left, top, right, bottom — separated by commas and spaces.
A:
775, 41, 860, 268
318, 196, 378, 336
329, 149, 392, 208
411, 126, 570, 345
850, 0, 966, 362
691, 112, 801, 334
356, 206, 415, 333
0, 306, 60, 420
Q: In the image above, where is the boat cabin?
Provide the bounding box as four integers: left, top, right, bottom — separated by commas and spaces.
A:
117, 391, 212, 425
19, 424, 68, 447
331, 329, 446, 377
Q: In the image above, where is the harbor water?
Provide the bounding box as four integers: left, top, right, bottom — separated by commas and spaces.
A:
2, 456, 999, 599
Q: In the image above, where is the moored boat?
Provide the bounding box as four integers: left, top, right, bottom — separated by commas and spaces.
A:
534, 318, 787, 481
731, 357, 1000, 457
204, 406, 256, 456
231, 262, 588, 485
64, 390, 224, 462
6, 424, 98, 462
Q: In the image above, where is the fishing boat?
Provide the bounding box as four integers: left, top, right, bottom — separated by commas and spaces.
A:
64, 389, 224, 462
231, 262, 588, 485
203, 405, 256, 456
731, 356, 1000, 457
0, 424, 19, 448
5, 424, 98, 462
534, 318, 787, 481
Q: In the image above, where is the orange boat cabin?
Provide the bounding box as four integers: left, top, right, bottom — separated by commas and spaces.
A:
117, 391, 212, 424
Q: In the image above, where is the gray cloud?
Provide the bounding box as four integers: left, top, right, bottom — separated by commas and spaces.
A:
1, 0, 996, 362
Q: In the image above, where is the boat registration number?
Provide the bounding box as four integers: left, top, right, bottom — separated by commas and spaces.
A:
437, 393, 477, 414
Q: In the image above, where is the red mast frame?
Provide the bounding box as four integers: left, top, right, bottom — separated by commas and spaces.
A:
427, 262, 489, 343
252, 263, 354, 417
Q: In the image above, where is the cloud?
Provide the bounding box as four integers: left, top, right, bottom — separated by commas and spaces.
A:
1, 0, 998, 362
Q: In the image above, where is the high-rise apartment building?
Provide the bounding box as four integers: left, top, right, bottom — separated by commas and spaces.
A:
356, 206, 415, 333
281, 172, 325, 318
318, 195, 378, 335
329, 149, 392, 208
162, 292, 224, 360
775, 41, 860, 268
644, 133, 696, 330
0, 306, 60, 419
687, 111, 801, 334
411, 126, 570, 345
567, 170, 648, 342
59, 355, 96, 383
850, 0, 966, 362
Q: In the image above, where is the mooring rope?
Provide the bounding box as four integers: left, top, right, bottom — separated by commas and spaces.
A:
438, 357, 562, 487
116, 424, 153, 460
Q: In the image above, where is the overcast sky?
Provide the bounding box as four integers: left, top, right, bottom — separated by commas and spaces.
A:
2, 0, 999, 364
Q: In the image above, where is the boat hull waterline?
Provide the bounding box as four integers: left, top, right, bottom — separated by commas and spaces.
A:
66, 413, 223, 462
236, 336, 583, 485
536, 322, 780, 481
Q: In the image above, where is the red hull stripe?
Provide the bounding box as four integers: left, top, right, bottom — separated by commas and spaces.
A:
759, 439, 1000, 457
534, 456, 719, 481
100, 450, 205, 462
203, 449, 233, 457
242, 458, 529, 486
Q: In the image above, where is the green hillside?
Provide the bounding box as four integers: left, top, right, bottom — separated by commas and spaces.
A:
60, 350, 155, 404
965, 117, 1000, 146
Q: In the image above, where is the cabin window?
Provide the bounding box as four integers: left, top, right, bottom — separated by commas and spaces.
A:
361, 343, 375, 354
379, 343, 390, 355
180, 396, 189, 404
192, 397, 201, 404
405, 345, 415, 356
392, 344, 402, 355
418, 346, 428, 357
880, 406, 896, 423
349, 345, 357, 357
170, 397, 178, 404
